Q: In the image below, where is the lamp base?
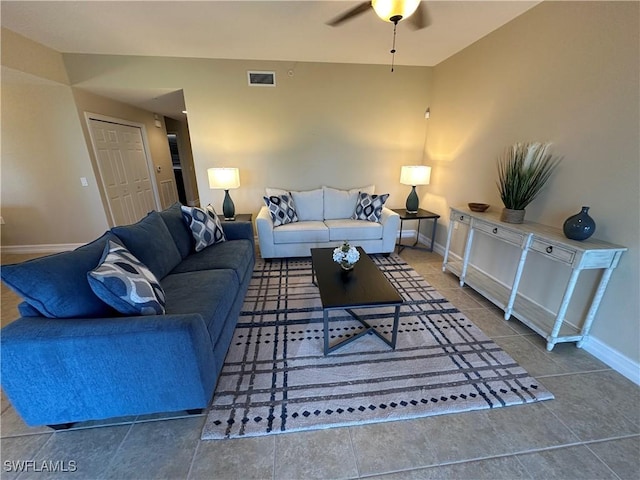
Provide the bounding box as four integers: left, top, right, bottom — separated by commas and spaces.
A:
405, 186, 419, 213
222, 190, 236, 220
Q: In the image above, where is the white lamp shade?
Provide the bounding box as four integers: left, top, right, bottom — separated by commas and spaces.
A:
372, 0, 420, 22
400, 165, 431, 186
208, 167, 240, 190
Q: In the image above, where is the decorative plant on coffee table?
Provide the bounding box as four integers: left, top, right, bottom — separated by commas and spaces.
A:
497, 142, 562, 223
333, 241, 360, 271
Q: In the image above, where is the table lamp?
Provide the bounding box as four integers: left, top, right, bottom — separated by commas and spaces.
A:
208, 167, 240, 220
400, 165, 431, 213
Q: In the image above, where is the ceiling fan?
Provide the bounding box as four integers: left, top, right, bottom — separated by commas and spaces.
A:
327, 0, 430, 30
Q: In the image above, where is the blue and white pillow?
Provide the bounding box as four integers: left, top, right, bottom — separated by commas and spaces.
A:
352, 193, 389, 223
181, 205, 226, 252
264, 194, 298, 227
87, 241, 166, 316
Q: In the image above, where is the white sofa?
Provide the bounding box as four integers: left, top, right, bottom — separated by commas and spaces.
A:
257, 186, 400, 259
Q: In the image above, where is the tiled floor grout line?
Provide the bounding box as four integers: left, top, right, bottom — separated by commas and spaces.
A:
185, 439, 203, 480
583, 435, 640, 480
98, 422, 134, 479
581, 443, 624, 480
12, 431, 54, 480
514, 454, 537, 480
0, 412, 209, 440
272, 435, 278, 480
537, 388, 590, 447
535, 368, 614, 379
347, 426, 362, 479
356, 439, 607, 480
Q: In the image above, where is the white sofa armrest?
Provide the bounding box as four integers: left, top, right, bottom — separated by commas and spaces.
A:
379, 207, 400, 253
256, 206, 276, 258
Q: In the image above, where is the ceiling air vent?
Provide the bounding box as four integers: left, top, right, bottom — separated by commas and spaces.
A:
247, 71, 276, 87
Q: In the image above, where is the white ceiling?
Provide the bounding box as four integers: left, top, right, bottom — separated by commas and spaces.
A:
1, 0, 540, 117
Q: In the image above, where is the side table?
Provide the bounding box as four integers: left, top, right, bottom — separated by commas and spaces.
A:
218, 213, 252, 223
392, 208, 440, 253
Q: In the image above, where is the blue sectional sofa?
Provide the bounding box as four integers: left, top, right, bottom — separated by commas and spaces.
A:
0, 203, 255, 428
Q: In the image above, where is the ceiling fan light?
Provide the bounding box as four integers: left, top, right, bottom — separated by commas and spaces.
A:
372, 0, 421, 23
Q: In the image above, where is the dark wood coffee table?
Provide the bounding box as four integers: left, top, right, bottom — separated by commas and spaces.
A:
310, 247, 403, 355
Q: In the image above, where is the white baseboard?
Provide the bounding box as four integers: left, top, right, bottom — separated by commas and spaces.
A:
1, 244, 81, 255
397, 229, 418, 240
582, 336, 640, 386
417, 232, 446, 256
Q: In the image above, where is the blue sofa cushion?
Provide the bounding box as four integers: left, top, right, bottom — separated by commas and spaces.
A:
88, 241, 166, 316
0, 232, 117, 318
181, 205, 226, 252
162, 270, 239, 347
170, 239, 254, 284
112, 211, 181, 280
159, 202, 193, 259
18, 302, 42, 317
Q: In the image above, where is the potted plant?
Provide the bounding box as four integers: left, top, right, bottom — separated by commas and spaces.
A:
497, 142, 562, 223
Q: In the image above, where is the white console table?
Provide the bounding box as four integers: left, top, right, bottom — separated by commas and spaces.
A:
442, 206, 626, 351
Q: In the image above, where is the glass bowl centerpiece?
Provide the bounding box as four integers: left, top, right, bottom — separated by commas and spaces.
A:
333, 241, 360, 271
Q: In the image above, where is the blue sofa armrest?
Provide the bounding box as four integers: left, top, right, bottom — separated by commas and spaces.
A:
1, 313, 218, 427
222, 220, 254, 245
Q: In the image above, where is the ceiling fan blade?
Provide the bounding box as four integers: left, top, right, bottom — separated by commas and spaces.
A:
407, 3, 431, 30
326, 2, 372, 27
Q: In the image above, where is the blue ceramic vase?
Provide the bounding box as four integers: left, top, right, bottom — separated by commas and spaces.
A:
563, 206, 596, 241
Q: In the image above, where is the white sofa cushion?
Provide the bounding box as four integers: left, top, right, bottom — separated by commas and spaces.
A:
324, 219, 383, 241
323, 185, 375, 220
272, 221, 330, 244
291, 189, 323, 221
266, 188, 324, 221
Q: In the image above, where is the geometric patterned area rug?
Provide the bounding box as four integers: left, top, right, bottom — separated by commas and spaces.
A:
201, 254, 553, 440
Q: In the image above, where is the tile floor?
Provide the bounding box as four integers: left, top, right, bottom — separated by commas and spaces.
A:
1, 248, 639, 479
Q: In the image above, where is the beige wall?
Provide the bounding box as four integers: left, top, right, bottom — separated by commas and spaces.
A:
62, 56, 433, 215
427, 1, 639, 363
70, 88, 177, 220
1, 28, 69, 85
1, 29, 179, 248
0, 29, 109, 247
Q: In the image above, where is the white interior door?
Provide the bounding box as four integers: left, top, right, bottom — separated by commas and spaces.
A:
88, 118, 158, 226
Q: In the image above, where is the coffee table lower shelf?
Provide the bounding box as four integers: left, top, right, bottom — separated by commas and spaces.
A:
323, 305, 401, 355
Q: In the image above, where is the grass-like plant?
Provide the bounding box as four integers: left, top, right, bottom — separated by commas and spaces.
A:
497, 142, 562, 211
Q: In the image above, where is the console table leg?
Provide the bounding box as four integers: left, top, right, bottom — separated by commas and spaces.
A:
460, 228, 475, 287
442, 220, 455, 271
505, 236, 532, 320
551, 269, 581, 339
579, 264, 616, 343
546, 338, 556, 351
